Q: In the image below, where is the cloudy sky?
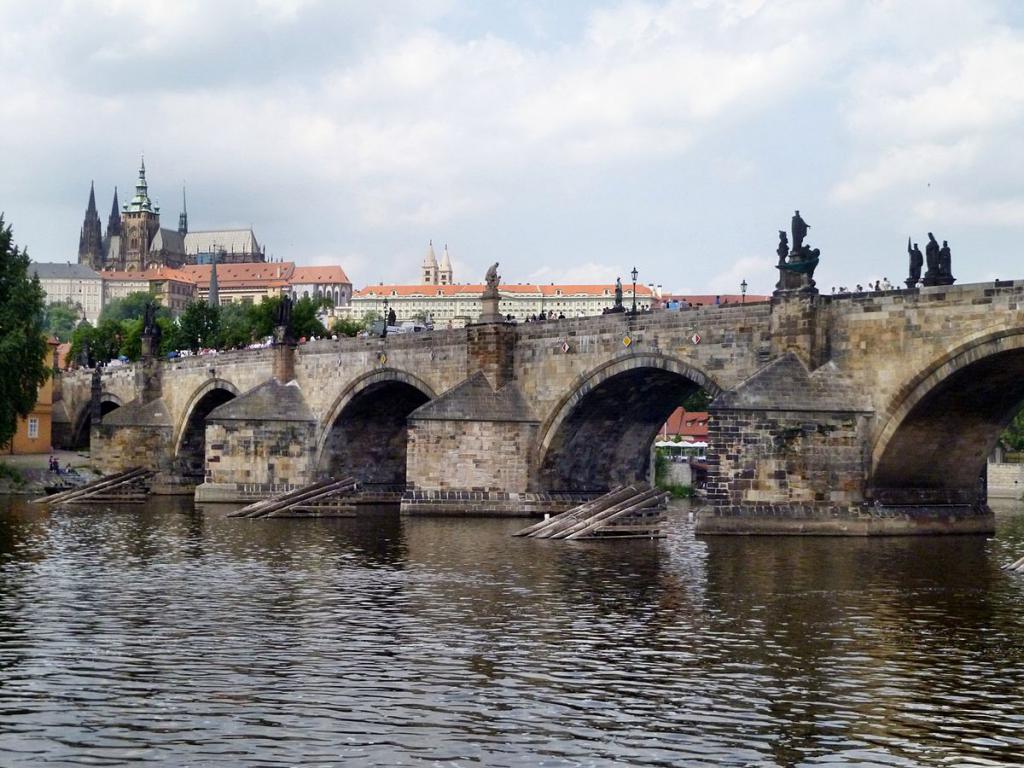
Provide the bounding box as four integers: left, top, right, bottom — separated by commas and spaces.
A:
2, 0, 1023, 294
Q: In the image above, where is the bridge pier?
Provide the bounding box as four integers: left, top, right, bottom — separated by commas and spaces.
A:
696, 348, 994, 535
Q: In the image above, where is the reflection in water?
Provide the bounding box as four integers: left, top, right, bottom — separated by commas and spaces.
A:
1, 495, 1023, 766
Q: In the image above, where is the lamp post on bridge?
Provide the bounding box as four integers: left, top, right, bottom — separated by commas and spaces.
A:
631, 266, 638, 315
382, 297, 389, 339
741, 279, 748, 304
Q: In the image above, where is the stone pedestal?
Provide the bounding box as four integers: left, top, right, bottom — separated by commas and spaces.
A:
272, 330, 297, 383
769, 293, 827, 370
477, 291, 504, 324
466, 322, 516, 389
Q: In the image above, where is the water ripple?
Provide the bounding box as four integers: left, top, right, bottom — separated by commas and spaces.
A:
1, 497, 1023, 766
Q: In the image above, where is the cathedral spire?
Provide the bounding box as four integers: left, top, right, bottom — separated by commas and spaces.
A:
78, 181, 103, 269
178, 185, 188, 235
107, 187, 121, 237
207, 251, 219, 308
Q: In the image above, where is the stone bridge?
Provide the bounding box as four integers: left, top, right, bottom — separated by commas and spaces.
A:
55, 279, 1024, 534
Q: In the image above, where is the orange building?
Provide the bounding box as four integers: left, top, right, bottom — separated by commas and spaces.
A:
3, 338, 60, 455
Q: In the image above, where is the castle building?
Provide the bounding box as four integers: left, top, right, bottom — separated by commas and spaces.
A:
341, 282, 653, 327
77, 158, 265, 272
31, 263, 104, 324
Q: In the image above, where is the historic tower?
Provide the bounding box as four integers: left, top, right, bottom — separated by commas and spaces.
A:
438, 244, 453, 285
121, 158, 161, 271
178, 186, 188, 235
77, 182, 104, 270
422, 240, 439, 285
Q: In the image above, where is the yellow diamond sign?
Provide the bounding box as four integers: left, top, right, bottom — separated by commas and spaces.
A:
622, 335, 632, 347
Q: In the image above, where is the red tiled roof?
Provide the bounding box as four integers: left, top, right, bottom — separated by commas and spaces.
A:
183, 262, 295, 288
101, 267, 196, 284
292, 265, 351, 285
662, 408, 710, 439
354, 283, 655, 298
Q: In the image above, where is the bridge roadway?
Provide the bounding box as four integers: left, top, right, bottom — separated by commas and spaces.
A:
55, 280, 1024, 534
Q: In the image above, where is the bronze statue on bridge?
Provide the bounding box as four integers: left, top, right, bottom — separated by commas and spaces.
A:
917, 233, 955, 287
775, 210, 820, 296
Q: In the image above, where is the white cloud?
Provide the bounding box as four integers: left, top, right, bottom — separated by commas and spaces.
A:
705, 255, 776, 296
832, 140, 978, 202
3, 0, 1024, 290
912, 196, 1024, 227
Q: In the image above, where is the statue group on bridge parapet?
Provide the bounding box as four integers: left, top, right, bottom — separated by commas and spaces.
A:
773, 209, 957, 297
907, 233, 955, 288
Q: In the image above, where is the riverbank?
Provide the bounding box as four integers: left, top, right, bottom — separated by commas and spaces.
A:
0, 450, 99, 495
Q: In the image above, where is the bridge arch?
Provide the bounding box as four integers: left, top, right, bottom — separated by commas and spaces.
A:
173, 379, 241, 483
870, 327, 1024, 503
70, 393, 124, 449
535, 353, 722, 493
316, 368, 436, 488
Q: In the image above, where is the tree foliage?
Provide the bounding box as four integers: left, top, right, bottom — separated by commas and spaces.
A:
0, 215, 50, 447
177, 301, 220, 353
1000, 410, 1024, 453
100, 291, 166, 324
43, 302, 81, 340
681, 389, 712, 412
331, 316, 366, 337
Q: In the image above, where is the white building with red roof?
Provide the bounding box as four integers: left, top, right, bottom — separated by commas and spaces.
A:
340, 281, 654, 327
289, 265, 352, 306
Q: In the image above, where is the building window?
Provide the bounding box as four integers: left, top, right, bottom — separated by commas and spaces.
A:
28, 418, 38, 439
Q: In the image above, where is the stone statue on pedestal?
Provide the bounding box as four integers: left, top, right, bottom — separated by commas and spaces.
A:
479, 263, 503, 323
923, 233, 940, 281
484, 263, 500, 297
141, 301, 161, 356
906, 238, 923, 288
791, 210, 809, 252
774, 210, 820, 296
921, 233, 955, 287
939, 240, 953, 282
273, 295, 295, 344
777, 231, 789, 266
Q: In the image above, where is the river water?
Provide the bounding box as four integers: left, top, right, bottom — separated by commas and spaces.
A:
1, 497, 1023, 767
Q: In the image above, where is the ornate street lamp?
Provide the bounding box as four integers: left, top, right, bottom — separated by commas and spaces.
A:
382, 297, 389, 339
631, 266, 638, 315
741, 279, 748, 303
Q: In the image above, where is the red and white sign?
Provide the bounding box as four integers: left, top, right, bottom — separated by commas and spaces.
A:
691, 333, 701, 345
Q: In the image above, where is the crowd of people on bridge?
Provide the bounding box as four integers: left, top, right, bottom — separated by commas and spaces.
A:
831, 278, 895, 296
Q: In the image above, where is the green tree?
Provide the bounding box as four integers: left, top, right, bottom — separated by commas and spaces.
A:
217, 302, 255, 349
681, 389, 712, 412
247, 297, 279, 340
1000, 410, 1024, 453
291, 296, 329, 339
0, 215, 50, 447
43, 302, 81, 340
331, 316, 366, 337
157, 316, 180, 357
118, 318, 144, 361
100, 291, 166, 324
177, 300, 220, 352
